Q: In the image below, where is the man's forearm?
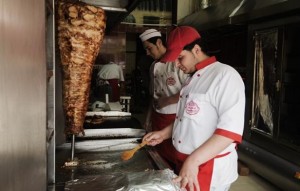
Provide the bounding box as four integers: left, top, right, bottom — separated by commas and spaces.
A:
167, 92, 180, 105
188, 135, 234, 166
161, 122, 174, 140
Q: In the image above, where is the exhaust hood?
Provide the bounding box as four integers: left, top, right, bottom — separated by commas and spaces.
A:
179, 0, 300, 32
79, 0, 140, 31
80, 0, 129, 12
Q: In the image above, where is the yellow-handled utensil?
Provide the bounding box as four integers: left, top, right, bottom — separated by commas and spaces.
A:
121, 141, 147, 161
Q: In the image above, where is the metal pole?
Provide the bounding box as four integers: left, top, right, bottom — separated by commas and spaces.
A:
71, 134, 75, 161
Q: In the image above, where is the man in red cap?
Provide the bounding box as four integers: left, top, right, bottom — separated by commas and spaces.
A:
139, 29, 189, 169
143, 26, 245, 191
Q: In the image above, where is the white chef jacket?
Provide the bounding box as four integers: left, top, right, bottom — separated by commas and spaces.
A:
150, 61, 189, 114
172, 56, 245, 187
97, 62, 124, 81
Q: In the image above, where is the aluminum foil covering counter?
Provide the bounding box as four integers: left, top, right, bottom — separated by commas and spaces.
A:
64, 169, 180, 191
52, 139, 175, 190
50, 112, 178, 190
126, 169, 180, 191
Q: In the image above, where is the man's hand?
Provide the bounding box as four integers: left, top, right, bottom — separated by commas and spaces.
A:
154, 93, 180, 110
154, 96, 169, 110
142, 131, 164, 146
173, 156, 200, 191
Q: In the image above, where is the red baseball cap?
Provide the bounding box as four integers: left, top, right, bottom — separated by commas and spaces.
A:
160, 26, 201, 62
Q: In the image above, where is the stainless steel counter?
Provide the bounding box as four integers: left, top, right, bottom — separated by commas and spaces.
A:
49, 138, 170, 190
47, 114, 173, 190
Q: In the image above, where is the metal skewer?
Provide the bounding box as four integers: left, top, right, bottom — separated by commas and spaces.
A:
71, 134, 75, 161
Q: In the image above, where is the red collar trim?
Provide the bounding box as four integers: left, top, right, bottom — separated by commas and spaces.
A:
195, 56, 217, 70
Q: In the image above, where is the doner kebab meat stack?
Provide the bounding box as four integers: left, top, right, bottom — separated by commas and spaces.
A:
57, 1, 106, 135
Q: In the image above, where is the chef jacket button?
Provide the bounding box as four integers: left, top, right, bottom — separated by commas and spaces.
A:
186, 95, 189, 98
176, 116, 178, 119
197, 74, 200, 77
180, 95, 182, 98
179, 140, 181, 143
179, 119, 182, 122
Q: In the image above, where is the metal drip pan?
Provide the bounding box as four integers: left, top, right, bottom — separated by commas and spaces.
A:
77, 128, 146, 139
58, 138, 141, 152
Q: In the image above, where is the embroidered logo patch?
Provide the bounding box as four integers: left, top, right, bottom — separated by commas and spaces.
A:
166, 76, 176, 86
185, 100, 199, 115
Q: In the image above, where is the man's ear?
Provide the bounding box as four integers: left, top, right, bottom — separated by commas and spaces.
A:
156, 39, 163, 47
193, 44, 201, 54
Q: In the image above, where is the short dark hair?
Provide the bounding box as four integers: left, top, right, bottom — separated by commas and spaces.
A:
183, 38, 210, 56
147, 36, 167, 47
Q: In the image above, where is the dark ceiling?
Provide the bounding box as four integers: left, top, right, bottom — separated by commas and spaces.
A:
104, 0, 140, 32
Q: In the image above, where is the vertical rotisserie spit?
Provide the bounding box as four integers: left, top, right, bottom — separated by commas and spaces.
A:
57, 1, 106, 135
